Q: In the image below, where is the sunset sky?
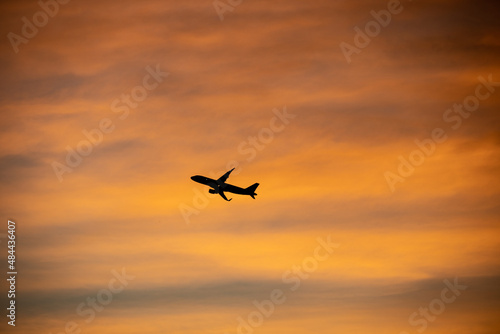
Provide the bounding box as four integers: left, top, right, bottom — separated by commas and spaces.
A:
1, 0, 499, 333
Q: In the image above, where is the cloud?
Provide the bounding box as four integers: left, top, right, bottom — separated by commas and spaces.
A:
18, 276, 500, 334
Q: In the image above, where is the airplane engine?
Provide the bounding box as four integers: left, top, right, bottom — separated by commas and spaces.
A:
208, 189, 217, 194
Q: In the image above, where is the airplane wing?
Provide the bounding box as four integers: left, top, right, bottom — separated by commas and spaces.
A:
218, 190, 232, 201
217, 168, 235, 184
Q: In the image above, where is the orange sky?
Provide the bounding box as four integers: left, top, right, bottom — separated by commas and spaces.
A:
1, 0, 499, 333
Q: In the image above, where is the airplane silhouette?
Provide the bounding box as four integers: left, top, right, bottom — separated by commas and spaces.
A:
190, 168, 259, 201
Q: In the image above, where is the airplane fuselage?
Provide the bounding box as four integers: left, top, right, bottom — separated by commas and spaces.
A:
190, 175, 249, 195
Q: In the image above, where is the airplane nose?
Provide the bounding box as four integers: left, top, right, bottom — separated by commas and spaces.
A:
191, 175, 202, 182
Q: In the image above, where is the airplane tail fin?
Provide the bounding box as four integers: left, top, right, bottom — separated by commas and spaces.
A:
246, 183, 259, 199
